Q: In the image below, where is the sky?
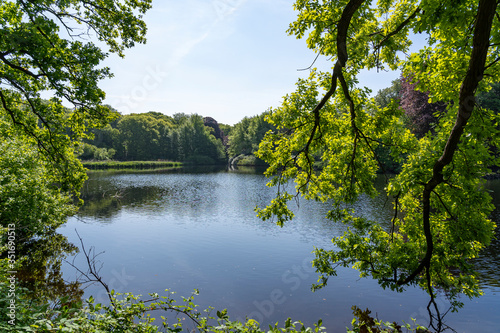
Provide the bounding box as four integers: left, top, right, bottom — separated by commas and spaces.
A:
99, 0, 403, 125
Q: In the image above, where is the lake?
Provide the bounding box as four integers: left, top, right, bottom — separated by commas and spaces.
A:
59, 167, 500, 332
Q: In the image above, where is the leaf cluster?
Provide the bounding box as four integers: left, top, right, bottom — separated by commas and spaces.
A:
257, 0, 500, 308
0, 281, 329, 333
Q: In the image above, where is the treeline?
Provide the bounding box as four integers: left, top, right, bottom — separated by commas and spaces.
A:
227, 111, 276, 165
81, 80, 499, 168
80, 112, 227, 165
80, 110, 276, 166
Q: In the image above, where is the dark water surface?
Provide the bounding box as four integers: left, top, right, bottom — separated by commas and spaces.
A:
59, 167, 500, 332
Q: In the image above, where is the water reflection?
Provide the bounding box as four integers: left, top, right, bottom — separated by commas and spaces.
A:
474, 179, 500, 289
59, 168, 500, 332
16, 232, 83, 306
76, 169, 500, 290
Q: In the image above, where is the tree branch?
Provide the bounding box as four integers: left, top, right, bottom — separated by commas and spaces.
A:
66, 229, 116, 308
299, 0, 365, 169
0, 54, 45, 79
397, 0, 497, 286
376, 7, 421, 49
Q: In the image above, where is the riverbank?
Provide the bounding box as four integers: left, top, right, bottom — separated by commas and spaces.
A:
228, 154, 268, 167
81, 160, 183, 170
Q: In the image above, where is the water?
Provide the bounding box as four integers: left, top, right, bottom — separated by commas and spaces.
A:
59, 167, 500, 332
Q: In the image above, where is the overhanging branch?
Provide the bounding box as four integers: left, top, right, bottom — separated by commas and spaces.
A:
397, 0, 497, 286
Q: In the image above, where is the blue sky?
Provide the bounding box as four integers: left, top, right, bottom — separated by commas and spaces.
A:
100, 0, 402, 125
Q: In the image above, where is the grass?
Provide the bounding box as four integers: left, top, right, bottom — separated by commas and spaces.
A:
82, 160, 183, 170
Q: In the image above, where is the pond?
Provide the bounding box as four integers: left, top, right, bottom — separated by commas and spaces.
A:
59, 167, 500, 332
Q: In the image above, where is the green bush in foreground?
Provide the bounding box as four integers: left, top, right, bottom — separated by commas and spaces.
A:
0, 279, 430, 333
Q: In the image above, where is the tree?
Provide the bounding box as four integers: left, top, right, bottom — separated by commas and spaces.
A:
228, 116, 254, 157
477, 82, 500, 114
372, 80, 404, 172
116, 114, 162, 160
177, 114, 226, 164
257, 0, 500, 317
0, 0, 151, 194
0, 137, 76, 241
373, 79, 401, 109
399, 75, 447, 138
0, 0, 151, 325
228, 112, 275, 158
219, 123, 233, 139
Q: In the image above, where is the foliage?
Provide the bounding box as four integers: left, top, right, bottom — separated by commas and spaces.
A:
256, 0, 500, 311
477, 82, 500, 173
0, 0, 152, 195
185, 114, 227, 164
373, 79, 402, 109
115, 113, 166, 161
79, 143, 116, 161
219, 123, 233, 138
1, 0, 152, 300
477, 82, 500, 114
0, 137, 76, 240
399, 76, 447, 138
82, 160, 182, 170
0, 273, 431, 333
228, 112, 275, 159
0, 0, 154, 331
84, 112, 227, 164
372, 75, 449, 171
372, 80, 404, 173
348, 306, 430, 333
0, 280, 329, 333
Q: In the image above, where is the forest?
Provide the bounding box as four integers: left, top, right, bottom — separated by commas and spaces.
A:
80, 112, 227, 164
78, 110, 276, 166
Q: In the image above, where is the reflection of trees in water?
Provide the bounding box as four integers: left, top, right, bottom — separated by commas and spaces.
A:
79, 175, 168, 218
17, 233, 83, 306
474, 209, 500, 289
474, 180, 500, 288
72, 171, 500, 332
78, 172, 230, 220
77, 168, 230, 219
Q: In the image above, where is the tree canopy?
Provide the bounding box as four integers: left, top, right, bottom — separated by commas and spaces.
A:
228, 112, 275, 158
0, 0, 151, 195
257, 0, 500, 310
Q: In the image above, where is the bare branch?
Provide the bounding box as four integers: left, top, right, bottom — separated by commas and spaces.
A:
297, 45, 326, 71
64, 230, 208, 331
65, 229, 116, 308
